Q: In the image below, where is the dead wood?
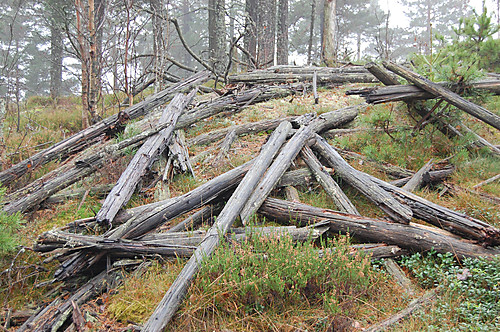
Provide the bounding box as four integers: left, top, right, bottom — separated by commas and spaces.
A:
96, 91, 195, 225
284, 186, 301, 202
211, 129, 237, 167
313, 135, 413, 223
383, 61, 500, 131
301, 145, 359, 214
363, 289, 437, 332
165, 130, 195, 178
401, 159, 434, 192
142, 121, 292, 331
0, 71, 209, 187
383, 259, 417, 295
43, 184, 113, 205
258, 197, 500, 259
473, 173, 500, 189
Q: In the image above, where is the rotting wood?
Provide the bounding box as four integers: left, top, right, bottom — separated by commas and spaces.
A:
165, 130, 195, 177
366, 172, 500, 246
35, 225, 326, 257
383, 61, 500, 131
390, 167, 455, 187
363, 289, 437, 332
0, 71, 209, 187
313, 135, 413, 224
240, 119, 316, 225
347, 80, 500, 104
313, 71, 319, 104
259, 197, 500, 259
300, 145, 359, 214
142, 121, 292, 331
43, 184, 113, 205
383, 259, 417, 296
211, 129, 237, 167
228, 71, 378, 85
318, 243, 408, 261
165, 203, 224, 233
284, 186, 301, 202
401, 159, 433, 192
96, 91, 196, 225
364, 62, 400, 86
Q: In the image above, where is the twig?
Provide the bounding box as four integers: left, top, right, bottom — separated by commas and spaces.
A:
473, 173, 500, 189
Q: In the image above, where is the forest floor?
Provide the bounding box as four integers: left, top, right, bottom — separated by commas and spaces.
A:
0, 81, 499, 331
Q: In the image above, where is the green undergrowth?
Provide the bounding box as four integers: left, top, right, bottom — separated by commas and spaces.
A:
107, 232, 401, 331
399, 251, 500, 331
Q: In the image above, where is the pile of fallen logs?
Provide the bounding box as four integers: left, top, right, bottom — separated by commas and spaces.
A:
2, 66, 499, 331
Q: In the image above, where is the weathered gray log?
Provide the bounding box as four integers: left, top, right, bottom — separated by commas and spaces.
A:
473, 173, 500, 189
211, 129, 237, 167
142, 121, 292, 331
347, 80, 500, 104
43, 184, 114, 205
96, 92, 195, 225
165, 130, 195, 177
364, 62, 400, 86
301, 145, 359, 214
338, 149, 414, 179
313, 135, 413, 224
54, 159, 255, 280
265, 65, 370, 74
284, 186, 301, 202
240, 120, 315, 224
0, 71, 209, 187
461, 125, 500, 157
165, 203, 224, 234
277, 168, 315, 188
383, 61, 500, 131
17, 269, 123, 332
401, 159, 434, 192
259, 197, 500, 259
36, 225, 325, 256
228, 71, 378, 85
383, 259, 417, 295
389, 167, 455, 187
363, 289, 437, 332
188, 116, 297, 146
366, 172, 500, 246
318, 243, 408, 261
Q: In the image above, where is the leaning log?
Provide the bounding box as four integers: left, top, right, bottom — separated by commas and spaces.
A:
367, 174, 500, 246
401, 159, 434, 192
96, 91, 195, 225
210, 129, 237, 167
142, 121, 292, 331
259, 198, 500, 259
313, 135, 413, 224
0, 71, 209, 187
300, 145, 359, 214
383, 61, 500, 131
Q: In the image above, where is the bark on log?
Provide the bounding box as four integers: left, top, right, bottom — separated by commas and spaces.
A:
401, 159, 434, 192
313, 135, 413, 224
142, 122, 292, 331
259, 197, 500, 259
301, 145, 359, 214
0, 71, 209, 187
96, 92, 195, 225
364, 62, 400, 86
383, 61, 500, 131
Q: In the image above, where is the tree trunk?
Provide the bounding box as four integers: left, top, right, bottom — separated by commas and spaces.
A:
244, 0, 258, 67
307, 0, 316, 65
322, 0, 337, 66
209, 0, 226, 75
276, 0, 288, 65
49, 6, 64, 100
257, 0, 276, 68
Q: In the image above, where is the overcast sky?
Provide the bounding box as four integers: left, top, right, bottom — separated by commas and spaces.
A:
380, 0, 499, 28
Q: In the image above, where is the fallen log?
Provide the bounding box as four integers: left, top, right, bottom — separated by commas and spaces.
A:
228, 70, 378, 85
389, 167, 455, 187
43, 184, 114, 205
165, 130, 195, 178
284, 186, 301, 202
259, 197, 500, 259
96, 91, 195, 225
142, 121, 292, 331
35, 225, 326, 257
300, 145, 359, 214
240, 120, 315, 224
210, 129, 237, 167
473, 173, 500, 189
383, 259, 417, 295
401, 159, 434, 192
383, 61, 500, 131
364, 289, 437, 332
0, 71, 209, 187
165, 203, 224, 234
367, 174, 500, 246
313, 135, 413, 224
347, 80, 500, 104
